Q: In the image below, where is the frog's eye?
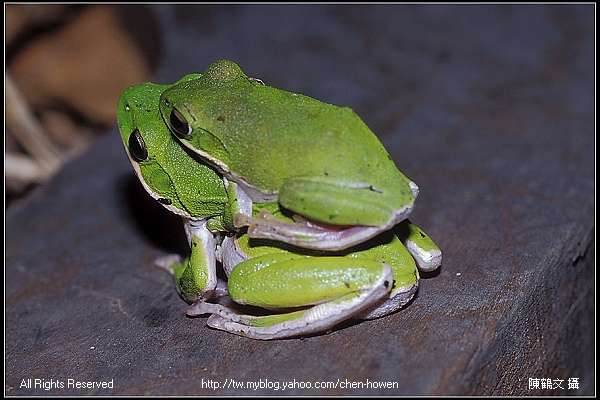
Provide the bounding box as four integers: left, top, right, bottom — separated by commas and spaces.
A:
128, 129, 149, 162
170, 108, 193, 139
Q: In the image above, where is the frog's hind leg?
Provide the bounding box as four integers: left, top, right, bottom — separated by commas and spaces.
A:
350, 231, 420, 320
234, 177, 418, 251
189, 286, 389, 340
187, 256, 393, 340
235, 210, 387, 251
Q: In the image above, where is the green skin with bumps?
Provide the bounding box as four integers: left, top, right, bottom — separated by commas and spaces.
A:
117, 65, 441, 339
159, 60, 422, 251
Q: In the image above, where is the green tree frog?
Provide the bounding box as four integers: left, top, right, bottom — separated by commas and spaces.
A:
117, 77, 442, 339
159, 60, 422, 251
118, 76, 234, 303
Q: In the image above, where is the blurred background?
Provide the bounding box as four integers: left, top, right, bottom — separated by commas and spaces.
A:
6, 3, 594, 210
6, 4, 161, 206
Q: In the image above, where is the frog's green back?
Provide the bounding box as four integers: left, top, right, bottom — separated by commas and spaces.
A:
161, 60, 414, 209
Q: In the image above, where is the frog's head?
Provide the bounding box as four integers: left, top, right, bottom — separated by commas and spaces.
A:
117, 79, 227, 220
117, 82, 188, 213
117, 74, 201, 166
158, 62, 248, 175
159, 60, 246, 137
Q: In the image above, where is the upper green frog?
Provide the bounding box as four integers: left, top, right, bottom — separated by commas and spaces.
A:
159, 60, 420, 251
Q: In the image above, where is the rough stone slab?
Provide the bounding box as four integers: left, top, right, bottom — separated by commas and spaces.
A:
5, 4, 594, 396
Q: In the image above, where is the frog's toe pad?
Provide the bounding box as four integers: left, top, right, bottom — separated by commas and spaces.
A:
154, 254, 183, 274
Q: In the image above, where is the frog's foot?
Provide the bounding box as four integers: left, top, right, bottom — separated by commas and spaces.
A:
209, 278, 230, 298
234, 210, 393, 251
406, 241, 442, 272
154, 254, 184, 275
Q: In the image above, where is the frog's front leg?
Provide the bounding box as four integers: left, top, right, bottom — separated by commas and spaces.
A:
188, 253, 393, 340
235, 176, 419, 251
155, 218, 220, 303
